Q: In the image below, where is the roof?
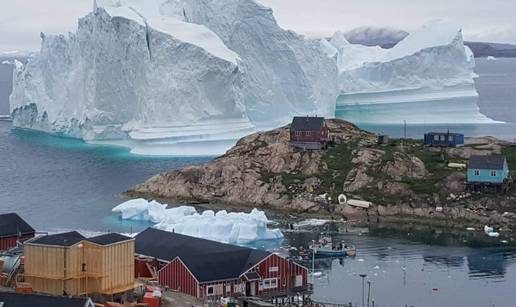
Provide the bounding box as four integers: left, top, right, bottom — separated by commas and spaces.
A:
469, 155, 507, 170
0, 213, 35, 238
290, 116, 325, 131
0, 292, 91, 307
29, 231, 85, 247
135, 228, 270, 283
86, 233, 133, 245
244, 271, 261, 281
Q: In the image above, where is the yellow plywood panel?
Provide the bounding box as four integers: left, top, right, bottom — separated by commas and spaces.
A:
24, 239, 135, 296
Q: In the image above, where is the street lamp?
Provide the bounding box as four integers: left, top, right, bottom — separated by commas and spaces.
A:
359, 274, 367, 307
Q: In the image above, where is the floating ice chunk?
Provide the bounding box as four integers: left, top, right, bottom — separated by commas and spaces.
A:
487, 232, 500, 238
487, 56, 497, 60
113, 199, 283, 244
294, 219, 331, 228
466, 227, 476, 231
484, 225, 494, 234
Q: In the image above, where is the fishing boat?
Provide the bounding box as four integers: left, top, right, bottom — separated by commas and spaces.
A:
309, 236, 356, 258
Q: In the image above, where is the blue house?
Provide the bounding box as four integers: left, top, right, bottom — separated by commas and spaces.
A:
466, 155, 512, 193
424, 132, 464, 147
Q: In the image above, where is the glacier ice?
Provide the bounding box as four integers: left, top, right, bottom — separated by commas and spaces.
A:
325, 21, 495, 124
10, 0, 336, 156
112, 198, 284, 244
10, 2, 494, 155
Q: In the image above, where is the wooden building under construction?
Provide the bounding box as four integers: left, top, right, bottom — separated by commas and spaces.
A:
23, 232, 134, 296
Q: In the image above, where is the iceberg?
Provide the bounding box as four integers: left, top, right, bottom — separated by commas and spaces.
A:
112, 198, 284, 244
10, 0, 337, 155
10, 2, 493, 154
326, 21, 496, 124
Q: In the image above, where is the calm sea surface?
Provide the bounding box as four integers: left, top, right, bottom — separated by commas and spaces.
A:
1, 59, 516, 306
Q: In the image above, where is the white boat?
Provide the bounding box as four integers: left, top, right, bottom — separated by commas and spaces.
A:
310, 236, 356, 258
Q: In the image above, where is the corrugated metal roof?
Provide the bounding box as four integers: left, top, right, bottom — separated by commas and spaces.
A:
135, 228, 270, 283
290, 116, 325, 131
469, 155, 507, 170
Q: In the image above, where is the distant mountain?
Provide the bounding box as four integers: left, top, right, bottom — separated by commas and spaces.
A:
344, 26, 516, 57
464, 41, 516, 58
344, 26, 409, 49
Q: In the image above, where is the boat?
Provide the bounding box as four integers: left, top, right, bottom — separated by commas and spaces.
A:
309, 236, 356, 258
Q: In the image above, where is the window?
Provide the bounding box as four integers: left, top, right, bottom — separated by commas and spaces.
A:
262, 278, 278, 289
206, 286, 215, 296
474, 170, 480, 176
440, 135, 445, 141
269, 266, 279, 273
434, 135, 439, 141
491, 170, 497, 177
449, 135, 454, 141
295, 131, 301, 136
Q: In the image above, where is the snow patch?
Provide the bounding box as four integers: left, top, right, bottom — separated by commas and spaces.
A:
112, 199, 284, 244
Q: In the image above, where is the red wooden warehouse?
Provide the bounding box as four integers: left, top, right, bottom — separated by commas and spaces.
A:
289, 116, 329, 150
134, 228, 309, 302
0, 213, 35, 252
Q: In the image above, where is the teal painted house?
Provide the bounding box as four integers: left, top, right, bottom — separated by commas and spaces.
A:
467, 155, 512, 193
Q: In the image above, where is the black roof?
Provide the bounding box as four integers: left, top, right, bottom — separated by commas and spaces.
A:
87, 233, 133, 245
135, 228, 270, 283
469, 155, 507, 170
290, 116, 325, 131
0, 292, 90, 307
30, 231, 85, 247
0, 213, 35, 238
244, 271, 261, 281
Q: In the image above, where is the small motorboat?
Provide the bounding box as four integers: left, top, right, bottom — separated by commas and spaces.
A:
310, 236, 356, 258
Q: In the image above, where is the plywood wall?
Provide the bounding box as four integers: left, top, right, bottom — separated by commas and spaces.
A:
24, 239, 135, 296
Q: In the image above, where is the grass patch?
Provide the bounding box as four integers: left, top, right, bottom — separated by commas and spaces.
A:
319, 142, 356, 200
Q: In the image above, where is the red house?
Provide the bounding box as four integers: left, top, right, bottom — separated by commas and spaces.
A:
134, 228, 309, 303
289, 116, 329, 150
0, 213, 35, 251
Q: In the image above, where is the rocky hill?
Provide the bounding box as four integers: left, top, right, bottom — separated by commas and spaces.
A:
128, 119, 516, 230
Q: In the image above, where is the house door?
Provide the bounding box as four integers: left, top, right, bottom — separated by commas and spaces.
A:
245, 282, 256, 296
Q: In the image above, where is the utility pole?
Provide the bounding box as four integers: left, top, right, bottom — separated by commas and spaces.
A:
367, 281, 371, 307
359, 274, 367, 307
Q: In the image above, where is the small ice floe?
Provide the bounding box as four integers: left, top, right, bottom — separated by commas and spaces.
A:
466, 227, 476, 231
484, 225, 494, 234
487, 56, 497, 60
484, 225, 500, 237
501, 240, 509, 244
373, 265, 380, 269
358, 258, 365, 262
293, 219, 330, 228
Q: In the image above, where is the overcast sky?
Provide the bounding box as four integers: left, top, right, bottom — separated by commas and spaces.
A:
1, 0, 516, 52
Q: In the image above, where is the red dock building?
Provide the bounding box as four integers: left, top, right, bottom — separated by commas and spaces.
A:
134, 228, 309, 302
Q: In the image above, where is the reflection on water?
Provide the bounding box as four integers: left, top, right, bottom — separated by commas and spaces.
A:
284, 223, 516, 306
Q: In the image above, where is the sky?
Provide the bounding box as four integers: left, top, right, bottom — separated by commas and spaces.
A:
1, 0, 516, 52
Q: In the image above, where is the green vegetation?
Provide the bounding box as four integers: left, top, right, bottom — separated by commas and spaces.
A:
319, 142, 356, 200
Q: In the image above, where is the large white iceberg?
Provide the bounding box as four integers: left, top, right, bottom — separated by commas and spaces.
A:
10, 0, 336, 156
10, 1, 494, 155
112, 198, 284, 244
325, 21, 495, 124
